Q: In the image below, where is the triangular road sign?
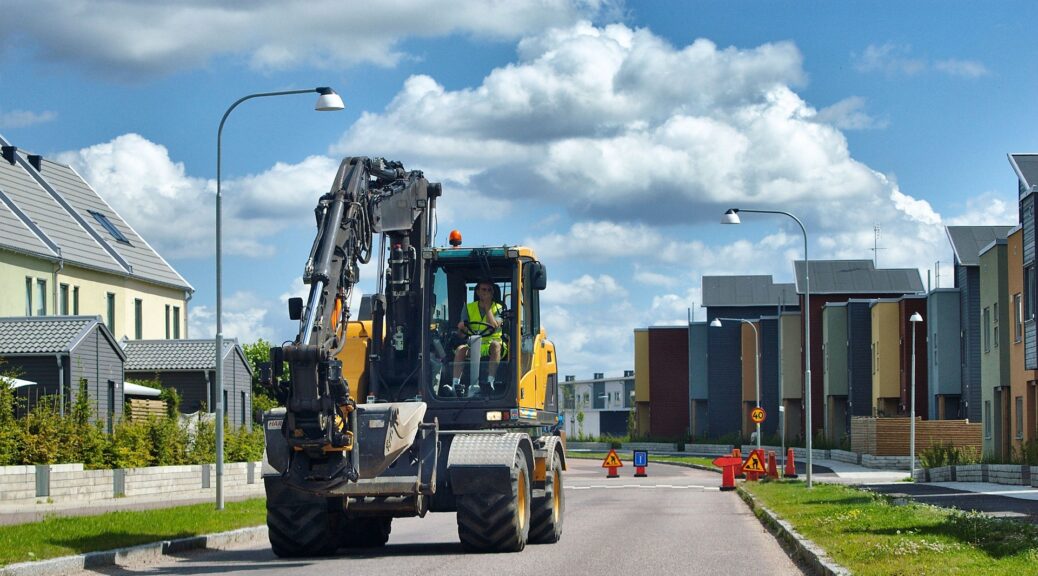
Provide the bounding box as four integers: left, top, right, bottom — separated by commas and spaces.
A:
742, 450, 766, 473
602, 449, 624, 468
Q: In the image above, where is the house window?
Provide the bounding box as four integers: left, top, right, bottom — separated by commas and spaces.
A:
36, 279, 46, 316
1016, 293, 1024, 343
173, 306, 181, 339
241, 391, 247, 426
983, 307, 991, 352
134, 299, 143, 340
60, 284, 69, 315
1030, 265, 1037, 321
223, 390, 228, 419
107, 380, 116, 435
165, 305, 171, 339
994, 302, 999, 349
1017, 396, 1025, 439
106, 293, 116, 333
88, 210, 131, 244
985, 400, 992, 439
25, 277, 32, 316
73, 286, 79, 315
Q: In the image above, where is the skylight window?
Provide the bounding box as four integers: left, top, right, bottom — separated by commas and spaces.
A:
89, 210, 131, 244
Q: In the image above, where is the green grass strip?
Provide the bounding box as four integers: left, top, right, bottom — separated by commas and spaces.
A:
0, 498, 266, 567
744, 480, 1038, 576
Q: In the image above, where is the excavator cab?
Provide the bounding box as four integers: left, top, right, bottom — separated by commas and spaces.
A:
424, 246, 558, 429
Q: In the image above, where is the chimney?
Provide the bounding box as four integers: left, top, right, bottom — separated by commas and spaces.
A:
623, 370, 634, 377
28, 155, 42, 171
1, 146, 15, 165
593, 372, 604, 380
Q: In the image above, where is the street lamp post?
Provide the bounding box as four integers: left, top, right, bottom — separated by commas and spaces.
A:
214, 87, 343, 510
710, 317, 761, 451
909, 311, 923, 481
722, 207, 813, 487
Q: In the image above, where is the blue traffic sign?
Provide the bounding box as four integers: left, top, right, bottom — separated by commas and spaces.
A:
633, 450, 648, 467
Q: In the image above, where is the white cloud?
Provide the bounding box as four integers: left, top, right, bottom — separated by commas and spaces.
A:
56, 134, 339, 259
0, 109, 57, 129
934, 59, 990, 78
542, 274, 628, 305
188, 291, 276, 343
813, 97, 887, 130
855, 43, 989, 79
0, 0, 616, 78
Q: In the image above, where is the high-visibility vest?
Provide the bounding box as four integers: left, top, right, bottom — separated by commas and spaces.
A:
466, 301, 502, 341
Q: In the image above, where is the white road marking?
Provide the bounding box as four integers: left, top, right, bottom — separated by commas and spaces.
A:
567, 484, 720, 491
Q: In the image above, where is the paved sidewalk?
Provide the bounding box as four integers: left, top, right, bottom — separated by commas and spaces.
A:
0, 483, 264, 526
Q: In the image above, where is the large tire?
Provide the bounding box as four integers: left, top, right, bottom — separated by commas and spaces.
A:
342, 516, 392, 548
456, 450, 531, 552
529, 453, 564, 544
265, 477, 342, 558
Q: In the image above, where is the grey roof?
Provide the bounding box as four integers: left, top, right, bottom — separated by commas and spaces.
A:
123, 339, 251, 374
701, 275, 797, 307
0, 135, 192, 292
1010, 153, 1038, 192
946, 226, 1014, 266
0, 316, 124, 359
793, 260, 924, 295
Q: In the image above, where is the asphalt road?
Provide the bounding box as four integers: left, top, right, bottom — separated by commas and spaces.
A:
80, 459, 806, 576
861, 482, 1038, 523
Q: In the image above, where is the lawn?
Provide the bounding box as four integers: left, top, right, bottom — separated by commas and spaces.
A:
743, 480, 1038, 576
0, 498, 266, 567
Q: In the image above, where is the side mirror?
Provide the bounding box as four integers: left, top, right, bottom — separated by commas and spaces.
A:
533, 262, 548, 291
288, 297, 303, 320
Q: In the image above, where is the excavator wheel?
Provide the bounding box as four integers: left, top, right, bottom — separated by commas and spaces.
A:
265, 477, 342, 557
456, 450, 531, 552
342, 516, 392, 548
529, 452, 564, 544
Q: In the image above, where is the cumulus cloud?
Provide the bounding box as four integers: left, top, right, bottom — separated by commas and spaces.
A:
189, 292, 277, 343
0, 108, 57, 129
56, 134, 339, 259
0, 0, 617, 78
934, 59, 990, 78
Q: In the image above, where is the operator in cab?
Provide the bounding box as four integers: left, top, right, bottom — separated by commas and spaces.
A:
445, 279, 505, 397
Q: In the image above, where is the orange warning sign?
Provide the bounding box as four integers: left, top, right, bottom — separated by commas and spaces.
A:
601, 449, 624, 468
742, 450, 766, 474
751, 407, 766, 424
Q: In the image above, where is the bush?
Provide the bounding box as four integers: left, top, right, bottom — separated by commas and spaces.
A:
919, 441, 984, 468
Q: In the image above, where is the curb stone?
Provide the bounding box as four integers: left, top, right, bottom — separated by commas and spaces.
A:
737, 488, 851, 576
0, 526, 267, 576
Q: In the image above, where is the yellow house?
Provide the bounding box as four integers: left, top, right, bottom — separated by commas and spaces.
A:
0, 138, 192, 340
871, 299, 900, 416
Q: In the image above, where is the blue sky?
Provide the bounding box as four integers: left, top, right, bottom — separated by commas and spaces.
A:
1, 1, 1035, 378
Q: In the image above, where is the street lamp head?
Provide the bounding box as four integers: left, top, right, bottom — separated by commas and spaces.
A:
910, 312, 923, 323
314, 87, 345, 111
721, 208, 741, 224
709, 318, 722, 327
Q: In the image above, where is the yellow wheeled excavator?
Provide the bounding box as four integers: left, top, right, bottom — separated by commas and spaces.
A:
260, 157, 564, 555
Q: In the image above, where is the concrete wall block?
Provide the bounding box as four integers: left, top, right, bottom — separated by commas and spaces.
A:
48, 463, 84, 473
0, 466, 34, 476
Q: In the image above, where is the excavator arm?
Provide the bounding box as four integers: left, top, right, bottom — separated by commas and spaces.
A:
262, 156, 440, 477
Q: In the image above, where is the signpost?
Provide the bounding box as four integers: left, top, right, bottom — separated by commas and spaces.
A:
742, 449, 766, 481
602, 449, 623, 478
751, 407, 766, 424
633, 450, 648, 477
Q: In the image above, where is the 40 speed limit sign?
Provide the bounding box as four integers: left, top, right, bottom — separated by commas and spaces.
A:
750, 407, 766, 424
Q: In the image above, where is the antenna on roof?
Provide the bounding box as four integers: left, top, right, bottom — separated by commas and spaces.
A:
869, 225, 886, 267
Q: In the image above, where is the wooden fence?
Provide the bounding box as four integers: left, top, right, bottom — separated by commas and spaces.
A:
851, 416, 981, 456
127, 398, 167, 420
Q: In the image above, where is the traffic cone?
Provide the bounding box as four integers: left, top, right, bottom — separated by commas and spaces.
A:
784, 448, 798, 478
767, 451, 779, 479
720, 463, 736, 491
733, 448, 745, 479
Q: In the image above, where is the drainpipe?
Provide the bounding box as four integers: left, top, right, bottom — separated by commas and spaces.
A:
184, 291, 192, 339
56, 354, 64, 417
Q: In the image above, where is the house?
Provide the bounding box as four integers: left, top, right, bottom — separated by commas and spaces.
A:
0, 316, 125, 431
558, 371, 634, 438
822, 302, 848, 442
0, 136, 193, 341
794, 260, 924, 438
946, 225, 1014, 422
702, 275, 797, 440
1006, 226, 1036, 453
926, 289, 963, 419
122, 339, 253, 429
979, 237, 1010, 460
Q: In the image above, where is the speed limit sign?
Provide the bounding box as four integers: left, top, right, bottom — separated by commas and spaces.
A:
751, 407, 766, 424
